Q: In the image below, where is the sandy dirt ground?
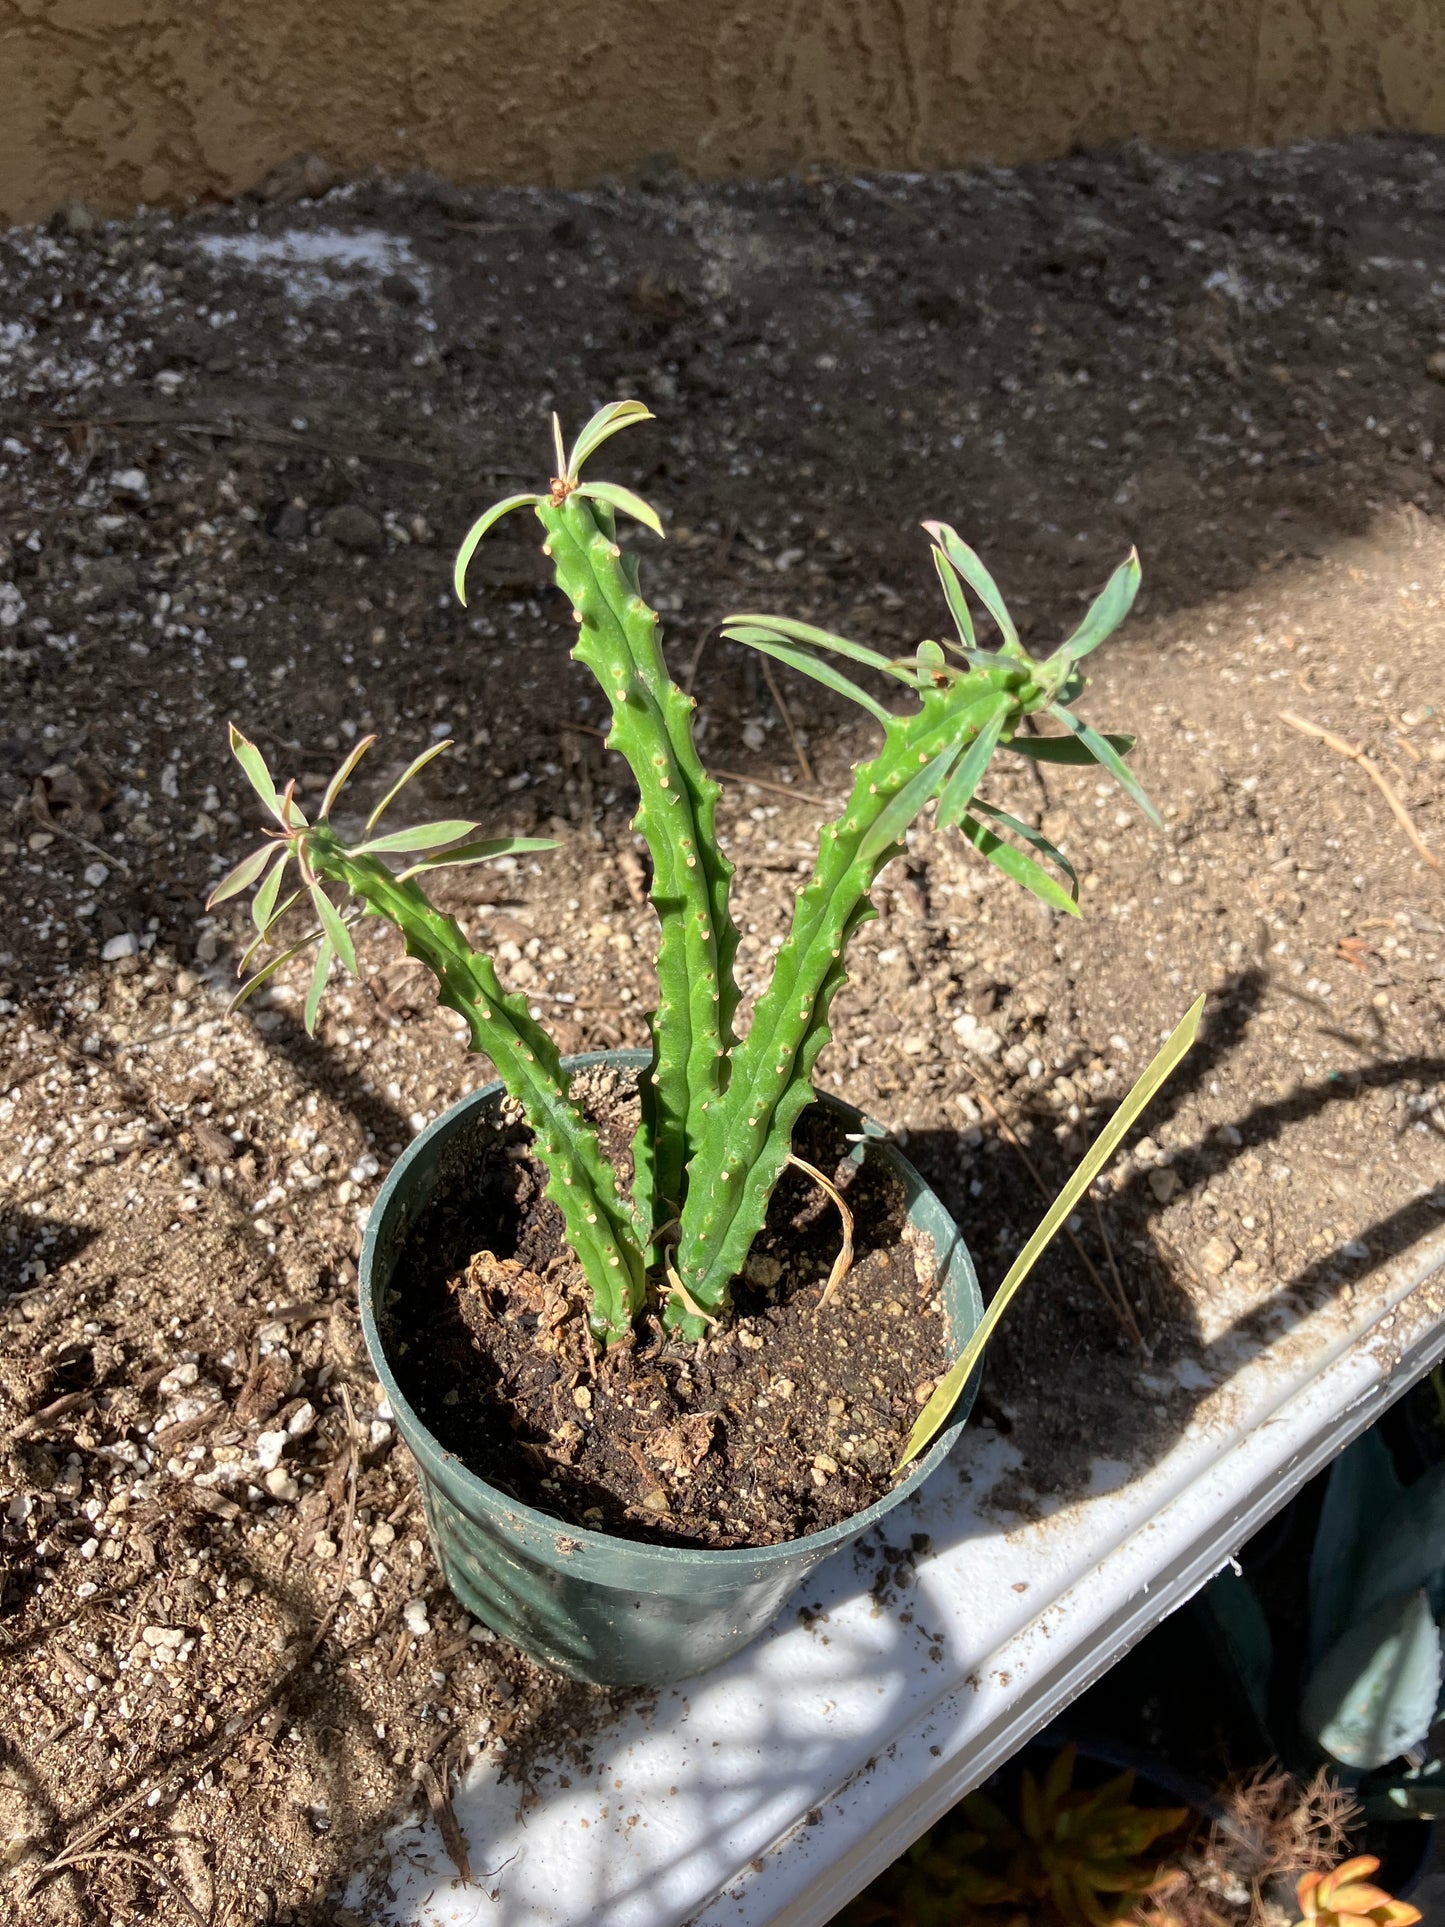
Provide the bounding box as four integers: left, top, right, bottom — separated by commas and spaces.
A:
1, 133, 1443, 1924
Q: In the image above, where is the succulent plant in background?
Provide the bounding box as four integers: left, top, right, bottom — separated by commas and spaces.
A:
1292, 1854, 1421, 1926
211, 401, 1201, 1465
1203, 1421, 1445, 1824
838, 1744, 1189, 1927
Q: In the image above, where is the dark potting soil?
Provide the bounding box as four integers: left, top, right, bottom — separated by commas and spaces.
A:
384, 1064, 954, 1547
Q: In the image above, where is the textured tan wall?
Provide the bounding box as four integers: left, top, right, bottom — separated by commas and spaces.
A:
2, 0, 1443, 223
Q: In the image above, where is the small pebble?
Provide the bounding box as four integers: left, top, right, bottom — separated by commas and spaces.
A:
402, 1598, 431, 1638
1196, 1234, 1237, 1277
264, 1468, 300, 1501
255, 1429, 287, 1472
101, 933, 138, 962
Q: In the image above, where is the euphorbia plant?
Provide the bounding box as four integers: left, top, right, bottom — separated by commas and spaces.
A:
212, 401, 1199, 1464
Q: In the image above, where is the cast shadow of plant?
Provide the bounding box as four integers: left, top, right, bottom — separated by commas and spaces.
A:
898, 967, 1445, 1521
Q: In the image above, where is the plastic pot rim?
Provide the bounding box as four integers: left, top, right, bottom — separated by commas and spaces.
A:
358, 1050, 982, 1582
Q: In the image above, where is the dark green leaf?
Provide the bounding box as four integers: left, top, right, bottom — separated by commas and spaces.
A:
958, 812, 1080, 916
923, 522, 1019, 649
732, 633, 893, 726
1005, 731, 1136, 765
858, 747, 960, 861
935, 697, 1009, 830
206, 842, 273, 907
1063, 550, 1141, 661
1050, 704, 1162, 826
308, 881, 358, 977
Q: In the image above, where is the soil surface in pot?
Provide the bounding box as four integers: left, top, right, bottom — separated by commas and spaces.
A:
385, 1064, 952, 1546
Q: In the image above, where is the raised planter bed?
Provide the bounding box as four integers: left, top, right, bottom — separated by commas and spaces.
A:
354, 1222, 1445, 1926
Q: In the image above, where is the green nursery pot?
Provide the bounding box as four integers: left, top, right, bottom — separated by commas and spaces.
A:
359, 1051, 983, 1686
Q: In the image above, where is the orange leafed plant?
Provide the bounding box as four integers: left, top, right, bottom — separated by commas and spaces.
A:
1294, 1854, 1422, 1927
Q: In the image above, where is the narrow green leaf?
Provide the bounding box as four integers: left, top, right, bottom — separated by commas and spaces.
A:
1062, 550, 1141, 662
915, 639, 948, 682
932, 545, 976, 649
897, 994, 1205, 1469
970, 800, 1078, 898
924, 522, 1019, 649
308, 881, 358, 977
958, 812, 1080, 916
319, 734, 377, 819
228, 724, 285, 824
566, 399, 654, 477
453, 495, 542, 606
730, 633, 893, 726
229, 932, 319, 1012
364, 741, 453, 836
723, 614, 920, 687
1051, 705, 1162, 827
859, 747, 960, 862
354, 818, 481, 856
303, 937, 333, 1036
935, 697, 1010, 830
251, 850, 292, 934
395, 835, 557, 880
576, 481, 663, 539
235, 894, 304, 977
1005, 731, 1136, 766
206, 842, 274, 907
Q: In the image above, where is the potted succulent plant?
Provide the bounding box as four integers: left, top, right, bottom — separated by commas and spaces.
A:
209, 402, 1199, 1684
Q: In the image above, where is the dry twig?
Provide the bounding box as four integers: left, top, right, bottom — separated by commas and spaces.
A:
1280, 709, 1439, 871
758, 653, 817, 788
789, 1153, 855, 1306
417, 1761, 474, 1885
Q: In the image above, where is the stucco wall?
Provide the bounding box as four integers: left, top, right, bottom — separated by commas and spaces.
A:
2, 0, 1443, 223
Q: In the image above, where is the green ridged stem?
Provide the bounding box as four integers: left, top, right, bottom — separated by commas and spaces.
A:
537, 492, 740, 1244
670, 666, 1036, 1323
306, 833, 646, 1341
